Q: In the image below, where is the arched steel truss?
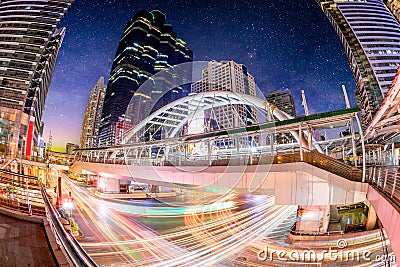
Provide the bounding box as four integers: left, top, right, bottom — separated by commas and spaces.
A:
74, 91, 340, 164
124, 90, 300, 142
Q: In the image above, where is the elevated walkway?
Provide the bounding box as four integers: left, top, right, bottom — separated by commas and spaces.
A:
22, 159, 69, 171
71, 151, 367, 206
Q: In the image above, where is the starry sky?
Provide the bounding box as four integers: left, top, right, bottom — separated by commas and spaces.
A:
42, 0, 356, 152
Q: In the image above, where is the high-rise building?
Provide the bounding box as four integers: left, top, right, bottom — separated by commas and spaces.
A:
386, 0, 400, 21
266, 88, 296, 144
98, 10, 193, 146
65, 143, 79, 155
191, 60, 258, 131
0, 0, 74, 157
80, 77, 107, 149
266, 88, 296, 117
317, 0, 400, 128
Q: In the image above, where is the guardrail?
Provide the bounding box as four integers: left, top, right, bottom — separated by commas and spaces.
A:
0, 169, 45, 216
366, 165, 400, 207
78, 150, 364, 183
0, 168, 97, 267
288, 223, 345, 236
303, 150, 362, 182
39, 180, 98, 267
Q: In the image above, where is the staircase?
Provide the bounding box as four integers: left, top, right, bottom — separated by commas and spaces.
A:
303, 150, 362, 182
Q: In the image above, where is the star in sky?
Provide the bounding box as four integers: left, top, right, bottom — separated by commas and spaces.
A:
43, 0, 355, 151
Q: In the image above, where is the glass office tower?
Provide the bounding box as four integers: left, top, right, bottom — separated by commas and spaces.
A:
99, 10, 193, 146
0, 0, 74, 157
317, 0, 400, 128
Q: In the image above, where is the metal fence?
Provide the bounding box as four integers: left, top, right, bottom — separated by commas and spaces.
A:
39, 180, 98, 267
0, 169, 45, 216
366, 165, 400, 206
0, 168, 97, 267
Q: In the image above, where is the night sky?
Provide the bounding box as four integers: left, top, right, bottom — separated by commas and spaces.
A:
43, 0, 356, 151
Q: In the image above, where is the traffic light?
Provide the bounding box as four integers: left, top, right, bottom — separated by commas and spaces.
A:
54, 186, 57, 193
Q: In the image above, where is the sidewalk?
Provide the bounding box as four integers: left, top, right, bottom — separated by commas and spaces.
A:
0, 213, 57, 266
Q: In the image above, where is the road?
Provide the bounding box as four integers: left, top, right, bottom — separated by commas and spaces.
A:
60, 175, 396, 266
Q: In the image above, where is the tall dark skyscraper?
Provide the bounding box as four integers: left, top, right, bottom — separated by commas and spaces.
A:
98, 10, 193, 146
0, 0, 74, 157
317, 0, 400, 128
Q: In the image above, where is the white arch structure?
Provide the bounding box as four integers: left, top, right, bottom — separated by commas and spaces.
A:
124, 91, 322, 153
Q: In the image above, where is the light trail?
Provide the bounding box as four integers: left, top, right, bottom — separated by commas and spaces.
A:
59, 174, 396, 266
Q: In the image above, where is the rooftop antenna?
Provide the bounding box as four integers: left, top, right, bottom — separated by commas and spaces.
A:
301, 90, 310, 116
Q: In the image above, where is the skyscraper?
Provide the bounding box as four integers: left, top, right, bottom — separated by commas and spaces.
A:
99, 10, 193, 146
386, 0, 400, 21
266, 88, 296, 144
0, 0, 74, 157
317, 0, 400, 128
80, 77, 107, 149
191, 60, 258, 130
66, 143, 79, 155
266, 88, 296, 117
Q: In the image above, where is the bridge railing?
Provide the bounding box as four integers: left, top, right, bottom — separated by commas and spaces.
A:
303, 150, 362, 182
39, 180, 98, 267
366, 165, 400, 206
77, 148, 364, 182
0, 167, 97, 267
0, 169, 46, 216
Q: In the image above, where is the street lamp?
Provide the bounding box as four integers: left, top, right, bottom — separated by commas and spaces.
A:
63, 197, 74, 217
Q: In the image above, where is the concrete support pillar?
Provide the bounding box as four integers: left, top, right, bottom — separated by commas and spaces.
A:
307, 127, 313, 150
235, 136, 240, 158
392, 142, 396, 166
102, 177, 120, 193
299, 125, 303, 161
270, 132, 274, 155
207, 139, 212, 166
165, 145, 169, 162
150, 185, 159, 193
366, 203, 377, 231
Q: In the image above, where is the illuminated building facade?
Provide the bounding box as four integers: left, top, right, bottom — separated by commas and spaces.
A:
266, 88, 296, 117
386, 0, 400, 21
191, 60, 258, 131
317, 0, 400, 128
66, 143, 79, 155
80, 77, 106, 148
98, 10, 193, 146
266, 88, 296, 144
0, 0, 73, 157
